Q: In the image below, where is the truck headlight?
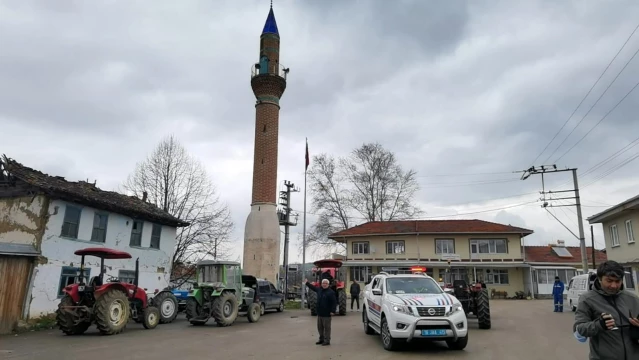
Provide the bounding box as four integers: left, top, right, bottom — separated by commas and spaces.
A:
391, 303, 413, 316
447, 303, 463, 315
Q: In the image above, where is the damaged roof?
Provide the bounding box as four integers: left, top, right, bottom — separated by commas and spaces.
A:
0, 155, 189, 227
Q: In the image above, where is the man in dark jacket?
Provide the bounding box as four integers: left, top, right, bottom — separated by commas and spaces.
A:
574, 261, 639, 359
552, 276, 565, 312
305, 278, 336, 346
350, 280, 361, 311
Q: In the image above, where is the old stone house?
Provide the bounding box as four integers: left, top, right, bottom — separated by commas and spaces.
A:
0, 156, 188, 334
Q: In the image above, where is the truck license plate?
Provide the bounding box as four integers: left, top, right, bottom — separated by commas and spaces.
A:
421, 329, 447, 336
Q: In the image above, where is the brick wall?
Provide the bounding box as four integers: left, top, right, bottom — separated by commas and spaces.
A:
251, 103, 280, 204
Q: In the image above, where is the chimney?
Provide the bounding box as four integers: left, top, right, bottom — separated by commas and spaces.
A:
142, 191, 148, 202
556, 239, 566, 247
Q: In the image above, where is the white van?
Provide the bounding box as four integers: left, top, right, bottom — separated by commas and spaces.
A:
567, 271, 629, 311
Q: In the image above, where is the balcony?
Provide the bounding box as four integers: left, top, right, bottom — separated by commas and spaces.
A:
251, 63, 289, 80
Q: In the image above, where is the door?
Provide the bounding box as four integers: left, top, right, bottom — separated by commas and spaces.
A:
367, 277, 383, 325
258, 282, 272, 309
0, 256, 33, 334
269, 282, 280, 307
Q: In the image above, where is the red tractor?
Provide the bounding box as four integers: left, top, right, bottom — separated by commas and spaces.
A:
306, 259, 347, 316
56, 247, 160, 335
442, 270, 491, 329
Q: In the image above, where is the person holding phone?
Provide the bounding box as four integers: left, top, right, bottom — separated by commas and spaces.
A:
573, 261, 639, 359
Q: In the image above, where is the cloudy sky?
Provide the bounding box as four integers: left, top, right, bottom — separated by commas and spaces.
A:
2, 0, 639, 264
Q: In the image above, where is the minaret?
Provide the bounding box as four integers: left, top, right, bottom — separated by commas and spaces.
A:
243, 3, 288, 284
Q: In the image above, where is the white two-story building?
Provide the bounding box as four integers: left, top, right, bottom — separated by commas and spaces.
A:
0, 156, 189, 333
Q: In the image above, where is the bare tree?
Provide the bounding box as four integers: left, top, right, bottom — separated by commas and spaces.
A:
303, 142, 421, 256
122, 135, 234, 285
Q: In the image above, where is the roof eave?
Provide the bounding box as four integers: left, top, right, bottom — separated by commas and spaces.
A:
587, 194, 639, 224
329, 230, 534, 242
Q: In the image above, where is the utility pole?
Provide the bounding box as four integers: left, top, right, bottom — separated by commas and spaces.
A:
519, 165, 589, 273
591, 225, 596, 270
278, 180, 299, 300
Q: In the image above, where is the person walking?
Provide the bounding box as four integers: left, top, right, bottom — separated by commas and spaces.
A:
574, 261, 639, 359
350, 280, 361, 311
552, 276, 565, 312
304, 278, 336, 346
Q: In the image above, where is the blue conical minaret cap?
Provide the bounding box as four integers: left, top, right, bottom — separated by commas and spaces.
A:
262, 4, 279, 35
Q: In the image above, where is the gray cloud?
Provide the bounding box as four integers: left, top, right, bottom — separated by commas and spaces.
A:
1, 0, 638, 262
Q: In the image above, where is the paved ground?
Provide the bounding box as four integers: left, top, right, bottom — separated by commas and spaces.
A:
1, 300, 588, 360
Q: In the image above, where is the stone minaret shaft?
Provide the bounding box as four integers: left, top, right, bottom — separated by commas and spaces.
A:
243, 5, 287, 284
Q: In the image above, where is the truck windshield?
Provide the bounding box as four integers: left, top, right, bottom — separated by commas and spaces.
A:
385, 277, 443, 295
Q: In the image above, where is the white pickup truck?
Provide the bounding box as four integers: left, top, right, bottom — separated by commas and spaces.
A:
362, 271, 469, 351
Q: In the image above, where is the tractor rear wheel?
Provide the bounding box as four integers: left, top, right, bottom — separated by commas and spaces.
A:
142, 306, 160, 329
247, 302, 261, 323
476, 289, 491, 329
212, 292, 238, 327
338, 290, 347, 315
153, 291, 178, 324
56, 295, 91, 335
308, 290, 317, 316
94, 289, 130, 335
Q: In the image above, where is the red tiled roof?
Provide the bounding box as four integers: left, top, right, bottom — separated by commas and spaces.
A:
328, 219, 533, 240
524, 245, 607, 264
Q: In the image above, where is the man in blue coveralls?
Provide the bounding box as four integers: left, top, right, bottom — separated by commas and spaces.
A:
552, 276, 565, 312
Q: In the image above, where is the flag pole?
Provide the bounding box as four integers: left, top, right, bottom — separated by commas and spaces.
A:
301, 138, 308, 308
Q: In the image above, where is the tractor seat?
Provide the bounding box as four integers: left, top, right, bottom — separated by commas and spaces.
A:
89, 276, 103, 287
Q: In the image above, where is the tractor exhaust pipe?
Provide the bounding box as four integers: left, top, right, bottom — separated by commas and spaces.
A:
134, 257, 139, 287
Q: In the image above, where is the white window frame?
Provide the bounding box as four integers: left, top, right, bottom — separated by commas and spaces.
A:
486, 269, 509, 285
435, 239, 455, 254
470, 239, 508, 254
625, 220, 635, 244
385, 240, 405, 254
352, 241, 370, 255
610, 224, 620, 247
350, 266, 372, 282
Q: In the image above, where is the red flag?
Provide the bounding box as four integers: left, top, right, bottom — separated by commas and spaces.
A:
305, 139, 309, 171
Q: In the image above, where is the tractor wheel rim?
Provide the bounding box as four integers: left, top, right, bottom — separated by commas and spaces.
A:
382, 322, 390, 346
223, 301, 232, 317
252, 306, 258, 317
148, 312, 158, 326
109, 299, 127, 326
161, 299, 175, 317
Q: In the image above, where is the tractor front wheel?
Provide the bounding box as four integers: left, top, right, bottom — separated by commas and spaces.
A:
308, 290, 317, 316
338, 290, 347, 315
56, 295, 91, 335
153, 291, 179, 324
476, 289, 491, 329
143, 306, 160, 329
212, 292, 238, 327
94, 289, 130, 335
247, 302, 261, 323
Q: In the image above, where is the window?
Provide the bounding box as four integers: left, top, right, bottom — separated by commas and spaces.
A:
486, 269, 509, 285
60, 205, 81, 238
150, 224, 162, 249
624, 267, 635, 289
352, 241, 369, 255
118, 270, 136, 284
129, 220, 144, 247
610, 225, 620, 246
386, 240, 405, 254
259, 283, 270, 293
625, 220, 635, 243
534, 269, 576, 285
58, 266, 91, 297
269, 283, 278, 293
90, 213, 108, 242
350, 266, 372, 282
435, 239, 455, 254
470, 239, 507, 254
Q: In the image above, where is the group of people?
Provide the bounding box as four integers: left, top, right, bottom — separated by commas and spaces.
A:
568, 261, 639, 359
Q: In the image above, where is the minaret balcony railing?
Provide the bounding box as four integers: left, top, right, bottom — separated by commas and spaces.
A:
251, 63, 289, 81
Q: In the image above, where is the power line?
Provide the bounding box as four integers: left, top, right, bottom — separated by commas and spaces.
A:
548, 46, 639, 163
581, 151, 639, 189
554, 78, 639, 164
528, 22, 639, 166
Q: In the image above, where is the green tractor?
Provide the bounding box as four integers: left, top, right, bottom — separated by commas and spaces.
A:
185, 260, 261, 326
